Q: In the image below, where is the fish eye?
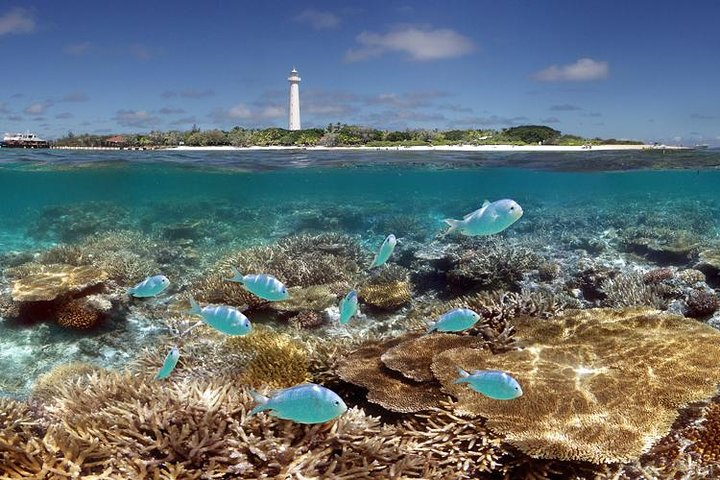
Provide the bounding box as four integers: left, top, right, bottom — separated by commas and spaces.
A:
510, 206, 515, 211
334, 401, 340, 405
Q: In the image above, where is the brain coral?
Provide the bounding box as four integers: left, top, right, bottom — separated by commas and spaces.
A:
431, 308, 720, 464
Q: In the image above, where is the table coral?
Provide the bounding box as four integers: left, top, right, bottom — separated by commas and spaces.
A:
336, 335, 447, 413
10, 264, 108, 302
431, 308, 720, 463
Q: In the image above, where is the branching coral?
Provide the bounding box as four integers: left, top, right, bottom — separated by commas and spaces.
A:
445, 238, 543, 292
31, 362, 99, 402
430, 308, 720, 463
288, 310, 326, 330
6, 371, 431, 479
193, 233, 363, 309
600, 272, 666, 309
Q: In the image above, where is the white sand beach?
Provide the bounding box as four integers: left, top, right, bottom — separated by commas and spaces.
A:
163, 144, 684, 152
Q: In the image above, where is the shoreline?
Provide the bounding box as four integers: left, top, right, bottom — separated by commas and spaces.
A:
160, 144, 687, 152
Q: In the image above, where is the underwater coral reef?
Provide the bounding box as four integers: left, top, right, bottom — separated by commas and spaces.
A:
2, 166, 720, 479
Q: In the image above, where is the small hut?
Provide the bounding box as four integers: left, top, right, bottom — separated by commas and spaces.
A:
105, 135, 127, 148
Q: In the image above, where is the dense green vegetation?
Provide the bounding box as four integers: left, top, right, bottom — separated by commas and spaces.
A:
53, 124, 643, 148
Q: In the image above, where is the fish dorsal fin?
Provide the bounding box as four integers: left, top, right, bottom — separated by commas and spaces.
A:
463, 200, 491, 220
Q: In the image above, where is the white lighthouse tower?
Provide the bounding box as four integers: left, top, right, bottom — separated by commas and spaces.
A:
288, 68, 301, 131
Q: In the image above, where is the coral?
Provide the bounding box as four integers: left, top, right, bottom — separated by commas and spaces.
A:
696, 249, 720, 287
677, 268, 706, 286
31, 362, 98, 402
6, 371, 428, 479
10, 264, 108, 302
223, 326, 310, 389
643, 267, 675, 284
288, 310, 326, 330
430, 308, 720, 463
56, 298, 104, 329
621, 227, 700, 265
358, 280, 413, 310
400, 402, 506, 479
272, 284, 341, 312
599, 272, 666, 309
380, 334, 488, 382
193, 233, 363, 309
685, 289, 719, 319
27, 201, 132, 243
336, 335, 447, 413
445, 238, 543, 292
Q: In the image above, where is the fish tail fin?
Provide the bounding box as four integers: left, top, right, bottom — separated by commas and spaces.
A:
225, 267, 245, 283
454, 367, 470, 384
248, 390, 269, 416
425, 320, 437, 332
443, 218, 461, 236
187, 296, 203, 316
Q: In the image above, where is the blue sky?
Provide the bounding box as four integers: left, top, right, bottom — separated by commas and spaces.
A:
1, 0, 719, 144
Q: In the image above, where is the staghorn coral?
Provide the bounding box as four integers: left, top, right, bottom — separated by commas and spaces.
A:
8, 371, 429, 479
400, 402, 506, 479
336, 335, 447, 413
599, 272, 666, 309
380, 334, 488, 382
10, 264, 108, 302
193, 233, 363, 309
223, 326, 310, 389
358, 280, 413, 310
30, 362, 99, 402
445, 238, 543, 292
430, 308, 720, 463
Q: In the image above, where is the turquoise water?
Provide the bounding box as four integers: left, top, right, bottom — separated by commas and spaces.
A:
1, 148, 720, 477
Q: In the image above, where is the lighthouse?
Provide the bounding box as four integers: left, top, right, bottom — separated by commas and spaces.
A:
288, 68, 301, 131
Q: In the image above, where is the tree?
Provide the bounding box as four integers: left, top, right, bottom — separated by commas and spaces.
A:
504, 125, 561, 144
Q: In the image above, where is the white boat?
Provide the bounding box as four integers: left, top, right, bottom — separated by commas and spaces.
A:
1, 131, 50, 148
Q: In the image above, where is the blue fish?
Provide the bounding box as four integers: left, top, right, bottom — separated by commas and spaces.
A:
427, 308, 481, 333
454, 368, 523, 400
249, 383, 348, 424
444, 199, 523, 236
339, 290, 359, 325
369, 234, 397, 268
155, 345, 180, 380
128, 275, 170, 298
188, 297, 252, 336
226, 269, 290, 301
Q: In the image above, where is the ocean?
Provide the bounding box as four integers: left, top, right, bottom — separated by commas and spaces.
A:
1, 148, 720, 478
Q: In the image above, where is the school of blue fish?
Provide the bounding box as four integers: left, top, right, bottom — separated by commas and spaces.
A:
139, 198, 524, 424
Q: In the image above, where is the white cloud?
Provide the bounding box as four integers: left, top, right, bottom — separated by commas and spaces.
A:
345, 26, 475, 62
63, 42, 92, 56
227, 104, 252, 119
24, 101, 52, 115
62, 92, 89, 102
0, 8, 35, 35
294, 9, 340, 30
534, 58, 609, 82
114, 110, 160, 128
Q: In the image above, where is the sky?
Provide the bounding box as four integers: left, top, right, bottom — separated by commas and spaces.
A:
1, 0, 719, 144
